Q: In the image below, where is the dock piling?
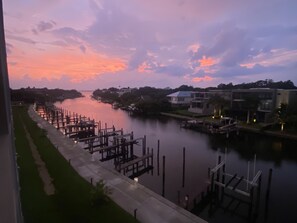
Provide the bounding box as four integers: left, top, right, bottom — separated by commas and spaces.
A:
162, 156, 165, 197
182, 147, 185, 188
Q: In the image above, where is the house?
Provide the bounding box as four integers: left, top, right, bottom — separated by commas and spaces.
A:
188, 90, 231, 115
276, 89, 297, 108
118, 87, 136, 96
167, 91, 193, 106
188, 92, 212, 114
231, 88, 297, 122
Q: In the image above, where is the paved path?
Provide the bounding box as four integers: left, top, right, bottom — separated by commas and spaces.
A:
22, 122, 55, 195
28, 106, 207, 223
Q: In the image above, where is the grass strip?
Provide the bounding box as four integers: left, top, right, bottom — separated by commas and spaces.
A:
13, 106, 137, 223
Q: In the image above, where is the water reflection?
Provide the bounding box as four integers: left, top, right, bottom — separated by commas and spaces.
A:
55, 91, 297, 223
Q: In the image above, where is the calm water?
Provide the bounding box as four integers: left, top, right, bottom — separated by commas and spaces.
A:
55, 92, 297, 223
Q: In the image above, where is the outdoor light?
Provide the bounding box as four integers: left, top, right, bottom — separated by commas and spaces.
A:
134, 177, 138, 183
281, 123, 284, 131
220, 115, 223, 118
253, 118, 256, 123
74, 140, 78, 144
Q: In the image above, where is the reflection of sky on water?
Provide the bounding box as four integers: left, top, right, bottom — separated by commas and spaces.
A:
56, 92, 297, 223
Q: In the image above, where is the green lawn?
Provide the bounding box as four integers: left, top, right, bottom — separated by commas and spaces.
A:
13, 106, 137, 223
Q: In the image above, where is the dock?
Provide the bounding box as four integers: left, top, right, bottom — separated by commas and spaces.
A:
29, 105, 207, 223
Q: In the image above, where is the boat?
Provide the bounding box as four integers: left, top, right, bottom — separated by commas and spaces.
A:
181, 117, 239, 137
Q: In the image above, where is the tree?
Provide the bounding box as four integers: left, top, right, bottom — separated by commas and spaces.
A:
208, 94, 229, 118
242, 94, 260, 124
276, 103, 287, 131
90, 180, 112, 206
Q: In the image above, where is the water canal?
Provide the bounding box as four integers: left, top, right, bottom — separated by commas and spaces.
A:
55, 91, 297, 223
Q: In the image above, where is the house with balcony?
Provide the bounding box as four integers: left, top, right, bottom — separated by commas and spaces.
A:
188, 90, 232, 116
276, 89, 297, 108
167, 91, 193, 106
231, 88, 277, 122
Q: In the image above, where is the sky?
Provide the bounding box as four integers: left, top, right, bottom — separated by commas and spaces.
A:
3, 0, 297, 90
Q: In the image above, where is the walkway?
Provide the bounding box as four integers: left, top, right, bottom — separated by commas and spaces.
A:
22, 122, 55, 195
28, 106, 207, 223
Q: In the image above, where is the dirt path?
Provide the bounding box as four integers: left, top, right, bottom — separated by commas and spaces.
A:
22, 123, 55, 195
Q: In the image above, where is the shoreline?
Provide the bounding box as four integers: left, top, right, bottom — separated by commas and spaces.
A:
160, 112, 297, 141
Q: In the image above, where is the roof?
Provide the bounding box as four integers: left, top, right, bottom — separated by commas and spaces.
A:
167, 91, 192, 97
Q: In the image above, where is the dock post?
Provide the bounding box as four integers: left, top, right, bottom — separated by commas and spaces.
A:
216, 156, 221, 197
248, 186, 254, 221
265, 168, 273, 221
182, 147, 185, 188
146, 147, 149, 169
209, 172, 215, 216
157, 140, 160, 176
143, 135, 146, 156
151, 148, 154, 175
130, 131, 134, 158
162, 156, 165, 197
177, 190, 180, 205
221, 163, 225, 201
255, 174, 262, 220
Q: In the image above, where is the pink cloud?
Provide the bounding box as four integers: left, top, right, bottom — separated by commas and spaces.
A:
192, 75, 214, 83
198, 56, 216, 67
7, 49, 127, 82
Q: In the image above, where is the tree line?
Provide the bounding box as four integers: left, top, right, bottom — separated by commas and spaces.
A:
10, 87, 83, 104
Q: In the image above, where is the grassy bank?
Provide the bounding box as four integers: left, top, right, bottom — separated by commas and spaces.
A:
13, 106, 136, 223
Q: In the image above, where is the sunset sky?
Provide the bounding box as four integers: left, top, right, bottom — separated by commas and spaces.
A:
4, 0, 297, 90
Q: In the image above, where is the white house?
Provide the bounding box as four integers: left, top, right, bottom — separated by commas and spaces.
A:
167, 91, 193, 105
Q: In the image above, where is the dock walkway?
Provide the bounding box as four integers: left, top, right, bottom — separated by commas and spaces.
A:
28, 106, 207, 223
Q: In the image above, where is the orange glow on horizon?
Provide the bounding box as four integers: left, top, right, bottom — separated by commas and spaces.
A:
7, 49, 127, 82
192, 75, 214, 82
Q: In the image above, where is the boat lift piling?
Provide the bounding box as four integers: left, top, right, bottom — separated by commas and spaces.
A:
36, 104, 154, 179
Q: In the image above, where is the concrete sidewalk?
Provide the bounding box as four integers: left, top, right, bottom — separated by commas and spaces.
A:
28, 107, 207, 223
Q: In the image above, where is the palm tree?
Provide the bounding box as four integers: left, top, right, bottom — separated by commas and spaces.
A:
276, 103, 287, 131
242, 94, 260, 124
208, 94, 229, 118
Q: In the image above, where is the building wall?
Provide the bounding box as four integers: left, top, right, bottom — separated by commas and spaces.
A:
276, 89, 297, 108
169, 96, 192, 105
0, 1, 23, 222
188, 90, 231, 115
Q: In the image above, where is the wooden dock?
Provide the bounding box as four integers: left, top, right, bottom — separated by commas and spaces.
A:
35, 104, 153, 179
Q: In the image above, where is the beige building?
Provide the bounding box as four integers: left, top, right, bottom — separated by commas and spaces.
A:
276, 89, 297, 108
188, 90, 231, 115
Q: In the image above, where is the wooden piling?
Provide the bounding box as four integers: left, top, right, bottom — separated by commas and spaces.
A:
182, 147, 185, 188
157, 140, 160, 176
265, 168, 273, 208
151, 148, 154, 175
162, 156, 165, 197
143, 135, 146, 156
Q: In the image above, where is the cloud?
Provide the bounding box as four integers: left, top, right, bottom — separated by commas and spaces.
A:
5, 0, 297, 88
32, 20, 56, 35
7, 50, 127, 82
198, 56, 216, 67
6, 34, 36, 44
192, 26, 257, 67
79, 45, 86, 53
192, 75, 214, 83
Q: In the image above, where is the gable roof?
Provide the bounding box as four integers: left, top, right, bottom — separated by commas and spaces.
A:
167, 91, 192, 97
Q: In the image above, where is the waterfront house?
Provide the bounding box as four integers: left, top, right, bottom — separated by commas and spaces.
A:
167, 91, 193, 106
231, 88, 297, 122
188, 90, 232, 116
